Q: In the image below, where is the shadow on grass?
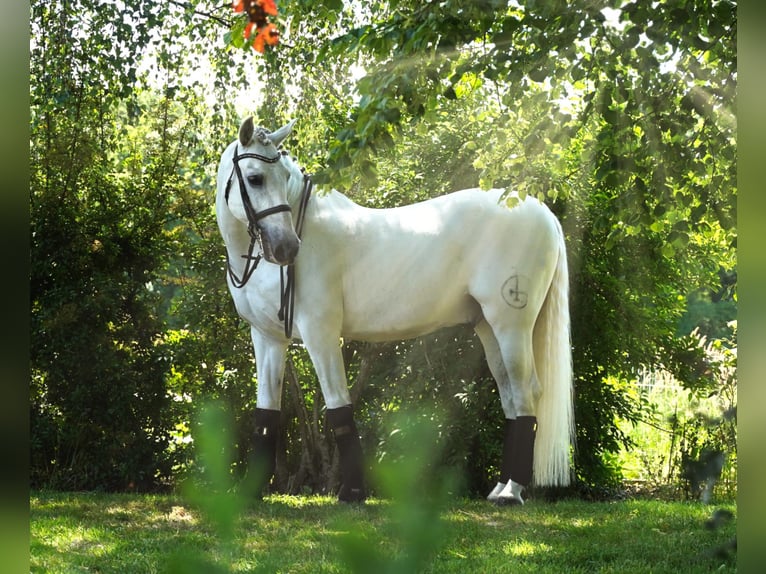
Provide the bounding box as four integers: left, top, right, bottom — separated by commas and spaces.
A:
175, 404, 465, 573
30, 403, 736, 573
158, 403, 458, 573
30, 492, 736, 573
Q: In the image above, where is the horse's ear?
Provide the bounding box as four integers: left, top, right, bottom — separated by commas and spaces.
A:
269, 119, 297, 148
239, 116, 255, 146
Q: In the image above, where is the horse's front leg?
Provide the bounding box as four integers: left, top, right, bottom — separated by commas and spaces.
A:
301, 330, 366, 503
250, 327, 289, 496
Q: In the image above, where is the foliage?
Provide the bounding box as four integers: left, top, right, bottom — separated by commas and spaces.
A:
618, 324, 737, 501
29, 0, 736, 495
29, 88, 183, 488
678, 280, 737, 341
29, 0, 240, 489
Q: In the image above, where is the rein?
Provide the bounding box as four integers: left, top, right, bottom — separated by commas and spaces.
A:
278, 175, 312, 340
224, 144, 312, 340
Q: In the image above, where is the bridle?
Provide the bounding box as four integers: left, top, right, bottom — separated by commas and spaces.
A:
224, 145, 290, 288
224, 144, 312, 339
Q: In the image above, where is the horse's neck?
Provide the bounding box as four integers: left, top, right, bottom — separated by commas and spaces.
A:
219, 208, 250, 262
219, 182, 361, 254
215, 179, 251, 265
314, 188, 367, 217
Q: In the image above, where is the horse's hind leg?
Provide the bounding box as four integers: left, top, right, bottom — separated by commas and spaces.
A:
475, 319, 514, 502
475, 318, 539, 505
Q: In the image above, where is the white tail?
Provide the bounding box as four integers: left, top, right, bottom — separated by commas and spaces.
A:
532, 220, 574, 486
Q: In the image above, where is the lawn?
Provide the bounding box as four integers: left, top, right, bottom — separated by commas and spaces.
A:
30, 491, 736, 573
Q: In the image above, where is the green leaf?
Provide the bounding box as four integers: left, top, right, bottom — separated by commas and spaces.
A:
528, 67, 548, 83
668, 230, 690, 249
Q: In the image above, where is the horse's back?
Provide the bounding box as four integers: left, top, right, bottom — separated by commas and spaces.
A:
308, 188, 561, 341
343, 187, 561, 287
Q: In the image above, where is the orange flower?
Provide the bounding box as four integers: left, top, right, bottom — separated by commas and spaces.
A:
243, 21, 255, 40
234, 0, 279, 53
236, 0, 277, 23
260, 0, 278, 17
251, 22, 279, 53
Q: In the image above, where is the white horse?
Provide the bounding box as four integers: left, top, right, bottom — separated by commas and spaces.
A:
216, 117, 574, 504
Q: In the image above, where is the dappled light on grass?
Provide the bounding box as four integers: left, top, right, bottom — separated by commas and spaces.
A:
264, 493, 360, 509
30, 410, 737, 573
30, 492, 736, 573
30, 492, 206, 573
504, 539, 553, 559
30, 401, 738, 573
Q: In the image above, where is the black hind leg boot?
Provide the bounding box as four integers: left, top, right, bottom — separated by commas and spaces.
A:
496, 416, 537, 506
327, 405, 367, 503
500, 418, 516, 484
488, 419, 516, 502
510, 416, 537, 487
250, 408, 280, 498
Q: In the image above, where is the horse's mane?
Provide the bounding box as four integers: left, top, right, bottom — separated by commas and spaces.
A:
254, 127, 274, 147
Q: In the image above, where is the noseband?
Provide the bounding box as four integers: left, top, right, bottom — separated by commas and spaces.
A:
224, 144, 312, 340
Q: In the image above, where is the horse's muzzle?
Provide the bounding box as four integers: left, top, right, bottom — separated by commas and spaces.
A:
261, 226, 300, 265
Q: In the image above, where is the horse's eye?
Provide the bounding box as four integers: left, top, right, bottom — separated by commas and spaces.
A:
247, 174, 264, 187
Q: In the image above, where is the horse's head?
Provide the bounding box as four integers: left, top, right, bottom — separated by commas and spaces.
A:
225, 117, 301, 266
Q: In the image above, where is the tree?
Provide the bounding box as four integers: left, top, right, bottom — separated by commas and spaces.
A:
30, 0, 736, 493
227, 0, 736, 490
29, 0, 239, 489
29, 91, 179, 488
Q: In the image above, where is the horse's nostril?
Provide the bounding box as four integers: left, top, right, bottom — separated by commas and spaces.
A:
275, 236, 300, 264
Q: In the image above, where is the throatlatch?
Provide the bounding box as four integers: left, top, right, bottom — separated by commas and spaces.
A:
326, 405, 367, 503
249, 408, 281, 496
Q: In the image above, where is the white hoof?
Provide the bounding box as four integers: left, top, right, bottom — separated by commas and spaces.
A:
495, 480, 525, 506
487, 481, 505, 503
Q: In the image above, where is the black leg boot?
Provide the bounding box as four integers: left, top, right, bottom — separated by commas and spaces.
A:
249, 408, 280, 498
326, 405, 367, 503
488, 419, 516, 502
510, 416, 537, 487
497, 415, 537, 506
500, 418, 516, 484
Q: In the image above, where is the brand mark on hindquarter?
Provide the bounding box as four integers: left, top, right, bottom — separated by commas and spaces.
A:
501, 274, 528, 309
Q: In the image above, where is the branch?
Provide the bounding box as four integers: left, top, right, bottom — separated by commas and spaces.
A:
167, 0, 231, 28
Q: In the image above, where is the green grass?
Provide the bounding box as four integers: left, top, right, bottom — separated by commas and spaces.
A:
30, 491, 736, 573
